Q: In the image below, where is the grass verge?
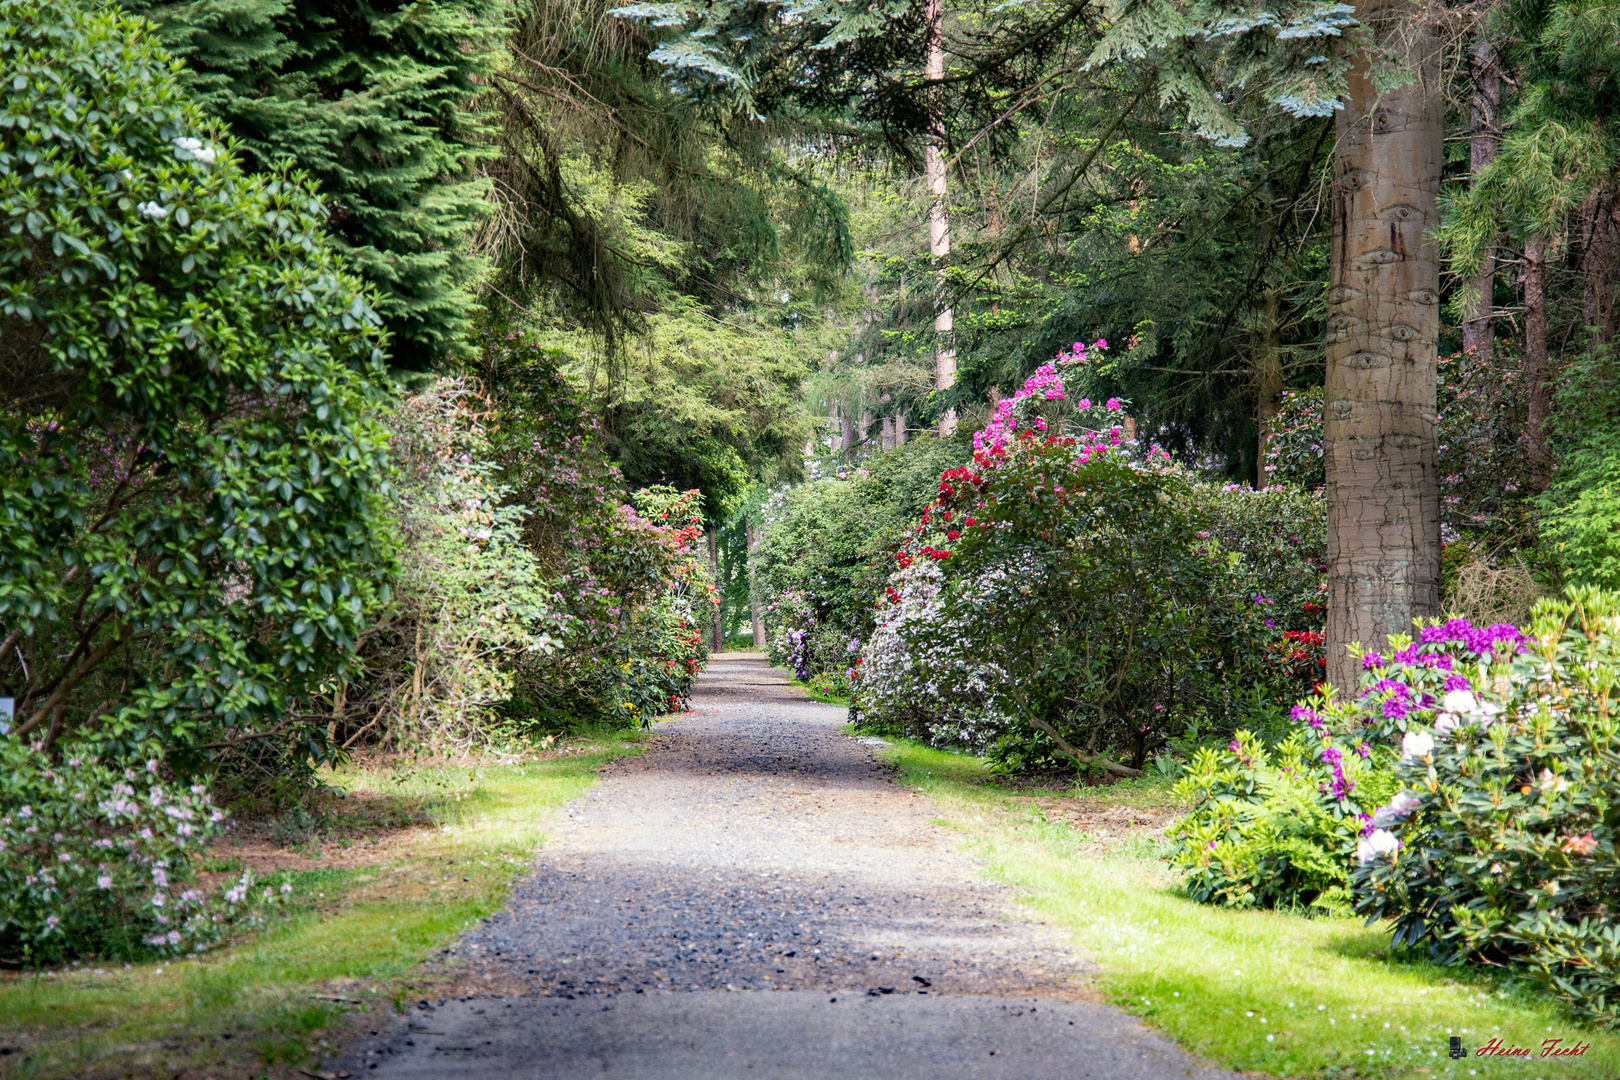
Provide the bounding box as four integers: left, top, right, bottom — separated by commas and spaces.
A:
884, 738, 1620, 1080
0, 728, 648, 1080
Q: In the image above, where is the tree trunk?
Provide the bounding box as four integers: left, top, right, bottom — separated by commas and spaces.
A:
1521, 232, 1554, 483
1324, 4, 1443, 693
925, 0, 956, 436
1580, 183, 1619, 347
746, 523, 765, 649
1255, 286, 1284, 485
895, 410, 908, 445
838, 399, 855, 458
707, 527, 723, 653
1462, 31, 1501, 361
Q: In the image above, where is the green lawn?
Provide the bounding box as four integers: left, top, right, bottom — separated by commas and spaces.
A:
0, 729, 648, 1079
885, 739, 1620, 1080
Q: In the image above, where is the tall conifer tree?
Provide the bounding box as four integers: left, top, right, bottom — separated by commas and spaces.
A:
127, 0, 505, 368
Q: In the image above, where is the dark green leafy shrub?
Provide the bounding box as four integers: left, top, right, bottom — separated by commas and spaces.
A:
0, 0, 391, 758
1354, 587, 1620, 1024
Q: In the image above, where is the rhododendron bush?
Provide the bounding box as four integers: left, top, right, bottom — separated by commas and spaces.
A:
0, 742, 281, 965
855, 342, 1313, 772
469, 333, 712, 729
1351, 587, 1620, 1024
1171, 611, 1534, 912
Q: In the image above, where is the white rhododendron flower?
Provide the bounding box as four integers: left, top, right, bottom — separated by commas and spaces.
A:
172, 136, 217, 164
1442, 688, 1478, 713
138, 201, 168, 220
1356, 829, 1400, 863
1401, 730, 1434, 759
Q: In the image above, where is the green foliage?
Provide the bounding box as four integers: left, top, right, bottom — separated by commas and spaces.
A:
485, 0, 852, 342
1354, 587, 1620, 1024
1541, 343, 1620, 588
805, 669, 853, 703
0, 0, 393, 760
531, 299, 820, 525
125, 0, 505, 367
1260, 387, 1324, 490
1169, 730, 1393, 911
1445, 0, 1620, 284
755, 436, 966, 672
1185, 481, 1327, 635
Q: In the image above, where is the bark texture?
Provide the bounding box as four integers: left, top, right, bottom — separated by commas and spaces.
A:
1520, 232, 1553, 483
1462, 32, 1501, 360
1580, 183, 1619, 347
1324, 7, 1443, 692
924, 0, 956, 436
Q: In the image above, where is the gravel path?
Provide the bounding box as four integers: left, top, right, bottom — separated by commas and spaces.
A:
331, 655, 1236, 1079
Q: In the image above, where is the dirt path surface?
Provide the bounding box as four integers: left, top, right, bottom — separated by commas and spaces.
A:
330, 655, 1236, 1079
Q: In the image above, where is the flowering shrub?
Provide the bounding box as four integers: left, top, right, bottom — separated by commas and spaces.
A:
755, 438, 966, 679
453, 332, 712, 731
1169, 728, 1394, 910
331, 379, 566, 758
1352, 587, 1620, 1023
0, 743, 279, 965
1169, 611, 1532, 911
0, 1, 393, 766
1261, 388, 1324, 490
857, 341, 1282, 772
769, 590, 845, 681
1185, 482, 1327, 701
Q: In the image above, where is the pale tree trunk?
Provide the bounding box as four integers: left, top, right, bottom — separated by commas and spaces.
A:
925, 0, 956, 436
1254, 286, 1284, 485
706, 527, 723, 653
1324, 4, 1443, 692
1520, 232, 1554, 483
895, 410, 908, 445
838, 398, 855, 458
746, 523, 765, 649
1462, 31, 1501, 360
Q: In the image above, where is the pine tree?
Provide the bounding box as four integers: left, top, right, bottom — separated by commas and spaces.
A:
126, 0, 505, 368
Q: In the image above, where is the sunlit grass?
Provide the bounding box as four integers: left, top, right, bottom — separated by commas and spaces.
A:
887, 738, 1620, 1080
0, 730, 648, 1078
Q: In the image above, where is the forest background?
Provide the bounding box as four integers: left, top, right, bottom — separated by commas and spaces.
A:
3, 0, 1620, 1021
